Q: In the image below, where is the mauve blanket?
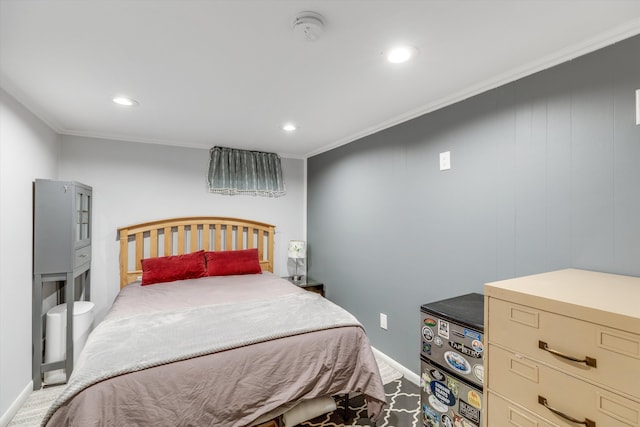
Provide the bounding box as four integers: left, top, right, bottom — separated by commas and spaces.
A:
43, 274, 386, 426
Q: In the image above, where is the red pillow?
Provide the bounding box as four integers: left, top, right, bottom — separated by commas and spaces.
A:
205, 249, 262, 276
141, 250, 206, 286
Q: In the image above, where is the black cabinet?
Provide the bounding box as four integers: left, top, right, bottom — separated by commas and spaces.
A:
285, 276, 325, 297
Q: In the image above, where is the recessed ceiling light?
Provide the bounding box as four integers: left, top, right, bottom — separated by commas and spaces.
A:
282, 123, 297, 132
387, 46, 417, 64
112, 96, 139, 107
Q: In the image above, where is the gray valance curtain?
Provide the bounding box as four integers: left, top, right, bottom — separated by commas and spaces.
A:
207, 146, 287, 197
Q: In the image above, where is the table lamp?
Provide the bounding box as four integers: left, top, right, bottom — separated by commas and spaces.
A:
288, 240, 306, 281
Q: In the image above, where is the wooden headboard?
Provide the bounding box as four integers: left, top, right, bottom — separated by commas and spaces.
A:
118, 217, 275, 288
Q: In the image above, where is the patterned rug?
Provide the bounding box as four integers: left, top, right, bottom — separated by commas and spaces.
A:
297, 378, 421, 427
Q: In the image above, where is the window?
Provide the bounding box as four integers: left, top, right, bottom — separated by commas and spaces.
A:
207, 146, 286, 197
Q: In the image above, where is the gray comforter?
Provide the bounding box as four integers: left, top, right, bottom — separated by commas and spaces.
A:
43, 273, 386, 426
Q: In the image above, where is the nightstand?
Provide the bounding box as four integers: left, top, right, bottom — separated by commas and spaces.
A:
285, 276, 325, 297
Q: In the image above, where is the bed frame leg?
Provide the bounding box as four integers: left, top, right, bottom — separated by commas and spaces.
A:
341, 394, 377, 427
342, 394, 350, 422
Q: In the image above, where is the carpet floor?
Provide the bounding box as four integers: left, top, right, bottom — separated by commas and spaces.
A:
7, 385, 63, 427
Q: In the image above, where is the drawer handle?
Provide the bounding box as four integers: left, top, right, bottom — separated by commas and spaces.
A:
538, 341, 597, 367
538, 396, 595, 427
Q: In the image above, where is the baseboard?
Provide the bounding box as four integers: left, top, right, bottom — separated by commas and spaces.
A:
372, 347, 420, 387
0, 381, 33, 427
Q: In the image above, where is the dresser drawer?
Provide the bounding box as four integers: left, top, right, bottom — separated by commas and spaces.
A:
488, 344, 640, 426
488, 297, 640, 399
487, 391, 559, 427
74, 245, 91, 269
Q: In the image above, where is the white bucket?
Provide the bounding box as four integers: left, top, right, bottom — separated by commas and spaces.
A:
44, 301, 95, 384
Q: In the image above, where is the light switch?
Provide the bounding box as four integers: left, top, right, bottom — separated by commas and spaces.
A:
440, 151, 451, 171
636, 89, 640, 125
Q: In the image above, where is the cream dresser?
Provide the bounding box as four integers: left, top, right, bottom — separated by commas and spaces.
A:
484, 269, 640, 427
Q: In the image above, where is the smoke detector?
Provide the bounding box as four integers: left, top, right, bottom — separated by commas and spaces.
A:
293, 11, 325, 42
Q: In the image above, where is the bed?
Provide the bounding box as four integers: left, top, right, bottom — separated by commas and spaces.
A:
42, 217, 386, 426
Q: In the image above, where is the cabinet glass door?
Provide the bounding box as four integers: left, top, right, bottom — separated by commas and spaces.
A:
76, 190, 91, 242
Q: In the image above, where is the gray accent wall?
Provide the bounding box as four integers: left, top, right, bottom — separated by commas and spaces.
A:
307, 35, 640, 372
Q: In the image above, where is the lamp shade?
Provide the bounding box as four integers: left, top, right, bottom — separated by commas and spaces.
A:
288, 240, 306, 259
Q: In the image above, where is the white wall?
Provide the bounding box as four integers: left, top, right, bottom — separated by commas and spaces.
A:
58, 135, 306, 321
0, 109, 305, 421
0, 89, 59, 422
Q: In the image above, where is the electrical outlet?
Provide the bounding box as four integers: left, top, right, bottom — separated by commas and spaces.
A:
440, 151, 451, 170
380, 313, 388, 330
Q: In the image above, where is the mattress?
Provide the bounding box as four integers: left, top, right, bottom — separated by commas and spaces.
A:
43, 273, 386, 426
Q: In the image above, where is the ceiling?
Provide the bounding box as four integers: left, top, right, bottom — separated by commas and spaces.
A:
2, 1, 640, 158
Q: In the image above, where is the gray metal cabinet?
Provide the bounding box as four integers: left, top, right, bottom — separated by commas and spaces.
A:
32, 179, 92, 390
